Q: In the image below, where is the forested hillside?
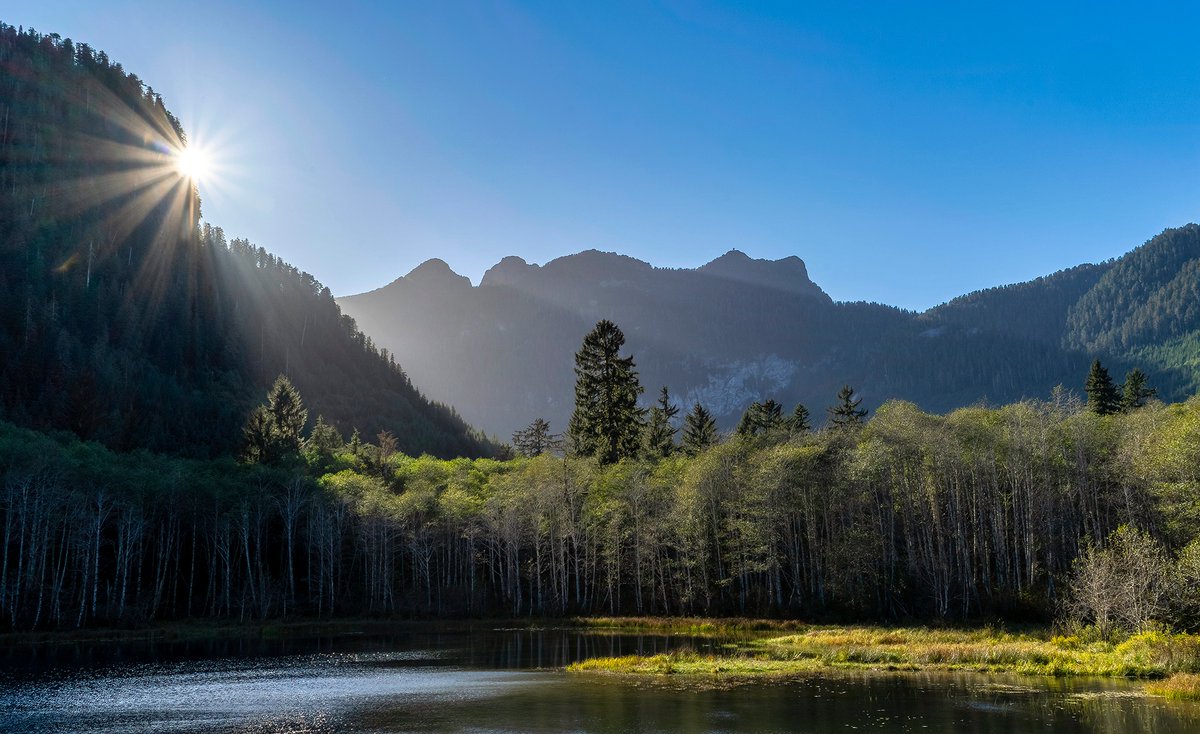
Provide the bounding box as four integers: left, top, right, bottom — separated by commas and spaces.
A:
0, 24, 494, 458
341, 227, 1200, 438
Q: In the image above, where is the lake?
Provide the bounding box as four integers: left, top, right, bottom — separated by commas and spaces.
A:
2, 626, 1198, 733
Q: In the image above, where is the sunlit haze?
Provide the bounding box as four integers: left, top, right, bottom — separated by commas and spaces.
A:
174, 146, 211, 183
11, 1, 1200, 309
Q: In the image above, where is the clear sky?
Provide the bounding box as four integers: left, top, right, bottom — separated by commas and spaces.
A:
10, 1, 1200, 309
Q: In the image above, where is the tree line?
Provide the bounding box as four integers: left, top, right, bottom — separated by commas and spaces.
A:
2, 319, 1196, 632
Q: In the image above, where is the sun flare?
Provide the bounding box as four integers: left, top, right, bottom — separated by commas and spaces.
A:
174, 146, 211, 182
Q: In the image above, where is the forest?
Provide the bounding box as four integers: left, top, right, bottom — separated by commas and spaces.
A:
3, 354, 1199, 633
0, 22, 494, 459
3, 21, 1200, 642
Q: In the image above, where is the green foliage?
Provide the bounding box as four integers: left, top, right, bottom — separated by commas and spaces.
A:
511, 418, 560, 458
242, 375, 308, 464
1122, 368, 1156, 411
827, 385, 867, 428
682, 403, 718, 456
12, 392, 1200, 628
787, 403, 812, 434
1085, 360, 1122, 415
642, 387, 679, 458
736, 399, 785, 437
303, 415, 344, 472
567, 320, 645, 464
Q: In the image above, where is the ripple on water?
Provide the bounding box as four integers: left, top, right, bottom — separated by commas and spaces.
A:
1, 652, 539, 734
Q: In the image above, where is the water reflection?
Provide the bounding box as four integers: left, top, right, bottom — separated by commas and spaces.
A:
2, 628, 1198, 733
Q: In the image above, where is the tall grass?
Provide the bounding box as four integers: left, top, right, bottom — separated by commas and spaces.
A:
568, 625, 1200, 680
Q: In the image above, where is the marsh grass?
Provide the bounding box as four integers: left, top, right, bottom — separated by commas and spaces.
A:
567, 625, 1200, 682
1147, 673, 1200, 699
569, 616, 809, 636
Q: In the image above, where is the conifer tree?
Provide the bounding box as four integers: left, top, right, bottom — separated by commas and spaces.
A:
512, 418, 560, 458
567, 320, 645, 464
643, 386, 680, 458
1085, 360, 1121, 415
242, 374, 308, 463
682, 402, 718, 456
1120, 368, 1156, 411
303, 415, 343, 470
827, 385, 867, 428
305, 415, 343, 454
737, 399, 785, 436
788, 403, 812, 434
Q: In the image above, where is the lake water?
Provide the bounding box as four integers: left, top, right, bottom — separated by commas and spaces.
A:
2, 626, 1198, 733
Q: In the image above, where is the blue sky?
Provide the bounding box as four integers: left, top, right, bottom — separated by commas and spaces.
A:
11, 1, 1200, 309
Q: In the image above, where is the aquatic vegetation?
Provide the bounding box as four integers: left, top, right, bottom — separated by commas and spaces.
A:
1147, 673, 1200, 699
568, 625, 1200, 681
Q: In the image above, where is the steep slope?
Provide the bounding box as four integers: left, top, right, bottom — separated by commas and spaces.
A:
926, 262, 1112, 346
0, 24, 493, 458
1067, 224, 1200, 353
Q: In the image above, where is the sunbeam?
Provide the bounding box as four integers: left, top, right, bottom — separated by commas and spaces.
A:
174, 145, 211, 182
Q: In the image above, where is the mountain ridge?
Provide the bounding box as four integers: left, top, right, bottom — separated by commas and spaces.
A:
340, 225, 1200, 438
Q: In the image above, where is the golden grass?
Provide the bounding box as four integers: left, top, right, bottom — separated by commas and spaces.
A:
567, 625, 1200, 682
1147, 673, 1200, 699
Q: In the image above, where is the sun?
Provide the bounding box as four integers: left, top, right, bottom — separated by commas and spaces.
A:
174, 146, 211, 182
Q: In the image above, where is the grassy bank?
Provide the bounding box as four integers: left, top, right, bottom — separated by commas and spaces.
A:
568, 624, 1200, 686
569, 616, 810, 636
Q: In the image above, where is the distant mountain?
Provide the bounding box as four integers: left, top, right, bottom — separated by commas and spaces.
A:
0, 24, 495, 458
340, 226, 1200, 438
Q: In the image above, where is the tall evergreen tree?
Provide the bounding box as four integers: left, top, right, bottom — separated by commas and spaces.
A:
827, 385, 868, 428
303, 414, 343, 471
567, 320, 645, 464
1121, 368, 1156, 412
643, 386, 680, 458
682, 402, 718, 456
788, 403, 812, 435
737, 399, 785, 436
512, 418, 560, 458
243, 375, 308, 464
1085, 360, 1121, 415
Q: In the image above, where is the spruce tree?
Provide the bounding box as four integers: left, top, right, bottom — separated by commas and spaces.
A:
306, 415, 343, 454
567, 320, 645, 464
242, 374, 308, 464
737, 399, 785, 436
643, 386, 679, 458
512, 418, 560, 458
303, 414, 343, 470
682, 402, 718, 456
827, 385, 867, 428
1120, 368, 1155, 411
788, 403, 811, 434
1084, 360, 1121, 415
